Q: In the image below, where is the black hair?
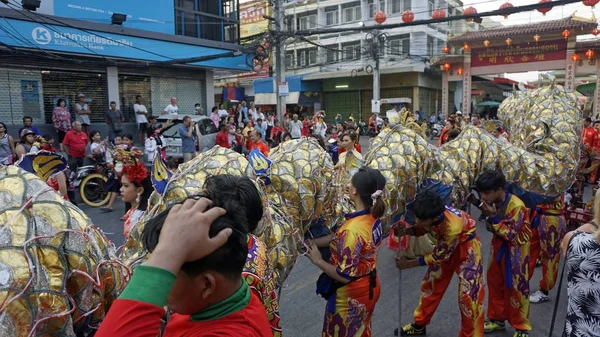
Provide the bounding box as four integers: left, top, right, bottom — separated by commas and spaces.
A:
0, 122, 6, 131
475, 169, 506, 193
136, 95, 142, 100
447, 129, 461, 141
257, 118, 263, 123
110, 101, 116, 105
23, 116, 32, 122
413, 189, 445, 220
56, 99, 65, 107
129, 175, 152, 212
220, 123, 228, 131
342, 130, 357, 143
142, 175, 254, 279
122, 133, 134, 141
203, 175, 263, 232
42, 134, 54, 142
166, 158, 179, 170
89, 130, 101, 139
351, 167, 387, 218
586, 117, 592, 123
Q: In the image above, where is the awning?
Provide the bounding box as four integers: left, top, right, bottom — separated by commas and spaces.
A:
255, 92, 300, 105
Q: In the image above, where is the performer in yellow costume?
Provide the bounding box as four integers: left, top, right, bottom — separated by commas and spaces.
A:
476, 170, 532, 337
306, 167, 386, 337
395, 189, 484, 337
527, 195, 566, 304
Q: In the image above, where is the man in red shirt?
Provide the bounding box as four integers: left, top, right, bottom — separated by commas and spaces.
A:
248, 130, 269, 157
62, 121, 88, 168
96, 185, 272, 336
215, 123, 230, 149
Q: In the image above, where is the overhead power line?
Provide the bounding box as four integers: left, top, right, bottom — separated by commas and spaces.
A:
288, 0, 585, 36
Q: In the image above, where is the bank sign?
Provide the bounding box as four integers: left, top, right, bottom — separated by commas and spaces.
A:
1, 18, 250, 71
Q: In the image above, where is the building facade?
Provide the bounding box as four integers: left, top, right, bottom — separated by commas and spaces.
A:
278, 0, 470, 122
0, 0, 250, 138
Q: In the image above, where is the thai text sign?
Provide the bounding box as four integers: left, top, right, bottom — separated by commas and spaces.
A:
240, 0, 270, 39
471, 39, 566, 67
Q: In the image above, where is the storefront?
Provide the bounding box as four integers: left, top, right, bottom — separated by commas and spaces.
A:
0, 6, 251, 139
253, 75, 322, 115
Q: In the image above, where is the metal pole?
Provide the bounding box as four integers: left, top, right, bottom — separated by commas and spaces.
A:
372, 30, 380, 114
275, 0, 285, 122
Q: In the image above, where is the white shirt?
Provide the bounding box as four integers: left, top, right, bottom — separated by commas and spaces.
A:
249, 108, 258, 121
134, 104, 148, 124
315, 122, 327, 138
218, 109, 229, 119
163, 104, 179, 115
289, 120, 302, 138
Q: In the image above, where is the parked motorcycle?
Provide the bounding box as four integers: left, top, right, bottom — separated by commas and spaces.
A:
430, 123, 443, 139
75, 163, 111, 207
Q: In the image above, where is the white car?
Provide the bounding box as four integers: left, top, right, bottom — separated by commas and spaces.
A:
157, 116, 218, 159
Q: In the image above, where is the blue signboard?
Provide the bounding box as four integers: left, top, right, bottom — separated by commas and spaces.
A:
52, 0, 174, 34
21, 80, 39, 102
0, 18, 251, 71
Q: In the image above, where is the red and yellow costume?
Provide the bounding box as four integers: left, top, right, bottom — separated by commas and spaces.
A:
487, 193, 532, 331
528, 197, 566, 292
580, 126, 599, 183
243, 234, 282, 337
414, 207, 485, 337
324, 209, 382, 337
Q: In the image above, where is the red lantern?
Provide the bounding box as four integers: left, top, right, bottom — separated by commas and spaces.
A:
537, 0, 553, 15
583, 0, 600, 8
483, 40, 490, 47
457, 67, 464, 75
432, 8, 446, 20
499, 2, 514, 19
464, 6, 477, 22
562, 29, 571, 40
442, 46, 450, 54
463, 42, 470, 51
443, 63, 451, 71
593, 28, 600, 36
572, 53, 580, 62
374, 11, 387, 24
585, 49, 596, 60
506, 38, 512, 46
402, 10, 414, 23
534, 34, 541, 42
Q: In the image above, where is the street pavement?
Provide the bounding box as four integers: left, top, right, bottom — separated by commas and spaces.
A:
79, 136, 570, 337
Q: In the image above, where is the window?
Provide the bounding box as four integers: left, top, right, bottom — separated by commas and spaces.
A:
368, 0, 387, 18
285, 52, 294, 69
342, 42, 361, 60
200, 118, 218, 135
299, 14, 317, 30
427, 35, 434, 57
325, 45, 339, 63
309, 50, 318, 65
388, 0, 410, 14
342, 2, 361, 23
390, 35, 410, 55
326, 10, 338, 25
428, 0, 435, 15
284, 16, 294, 31
175, 0, 239, 43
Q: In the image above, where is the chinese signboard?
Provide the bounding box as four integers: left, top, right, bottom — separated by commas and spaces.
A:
441, 72, 449, 117
565, 63, 576, 93
238, 0, 271, 79
240, 0, 270, 39
471, 39, 567, 68
462, 66, 472, 115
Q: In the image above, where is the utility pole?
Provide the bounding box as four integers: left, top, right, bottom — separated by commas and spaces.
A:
372, 29, 380, 114
274, 0, 286, 122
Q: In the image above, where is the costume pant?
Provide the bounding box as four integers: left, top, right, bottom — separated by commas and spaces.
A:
577, 147, 600, 183
487, 237, 531, 331
528, 214, 567, 291
414, 238, 485, 337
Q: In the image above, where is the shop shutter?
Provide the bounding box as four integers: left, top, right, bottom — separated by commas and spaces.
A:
151, 77, 205, 117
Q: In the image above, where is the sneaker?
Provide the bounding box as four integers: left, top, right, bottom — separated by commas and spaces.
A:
394, 324, 427, 336
484, 320, 506, 333
530, 290, 549, 303
513, 331, 530, 337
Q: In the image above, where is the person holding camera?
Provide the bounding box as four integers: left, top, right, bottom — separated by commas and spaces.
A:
179, 116, 196, 162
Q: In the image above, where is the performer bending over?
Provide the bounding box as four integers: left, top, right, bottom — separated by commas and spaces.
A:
528, 195, 567, 303
395, 190, 485, 337
306, 167, 386, 337
477, 170, 532, 337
